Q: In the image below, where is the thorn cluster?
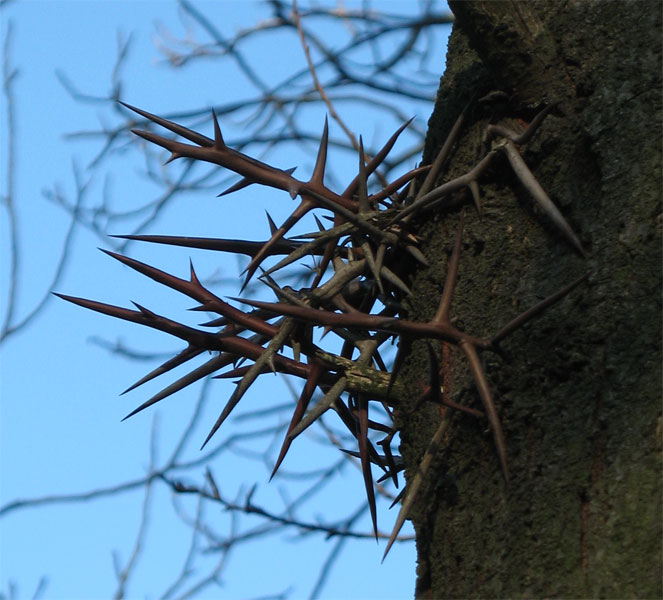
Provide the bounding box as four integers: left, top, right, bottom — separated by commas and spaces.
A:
57, 100, 587, 556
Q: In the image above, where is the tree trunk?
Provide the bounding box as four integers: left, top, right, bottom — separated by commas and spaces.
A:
398, 2, 662, 597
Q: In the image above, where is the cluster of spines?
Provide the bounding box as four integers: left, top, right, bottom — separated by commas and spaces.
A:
57, 99, 587, 556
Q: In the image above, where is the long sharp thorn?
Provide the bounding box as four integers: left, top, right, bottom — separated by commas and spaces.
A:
492, 273, 589, 344
100, 248, 195, 297
286, 377, 347, 442
271, 362, 323, 479
502, 140, 585, 256
55, 293, 212, 347
516, 103, 554, 144
217, 177, 253, 197
357, 136, 369, 214
265, 211, 278, 235
379, 439, 400, 487
361, 239, 384, 294
200, 379, 249, 449
433, 211, 464, 324
113, 234, 300, 258
122, 354, 232, 421
469, 180, 482, 216
216, 169, 297, 198
382, 414, 452, 561
240, 200, 313, 291
55, 292, 149, 326
418, 106, 467, 199
309, 116, 329, 186
311, 239, 336, 289
342, 118, 414, 197
211, 109, 225, 150
313, 214, 326, 232
488, 104, 555, 145
189, 259, 201, 287
201, 320, 295, 449
120, 101, 214, 147
460, 341, 509, 482
405, 244, 429, 266
369, 165, 431, 205
379, 265, 411, 296
355, 396, 378, 540
120, 346, 204, 395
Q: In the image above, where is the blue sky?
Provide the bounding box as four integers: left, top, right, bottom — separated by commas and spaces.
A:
0, 2, 451, 598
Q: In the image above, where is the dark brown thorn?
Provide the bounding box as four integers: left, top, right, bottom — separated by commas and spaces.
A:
111, 234, 301, 258
213, 365, 265, 379
311, 238, 337, 289
433, 211, 464, 325
199, 315, 228, 327
217, 177, 253, 197
271, 361, 324, 479
131, 128, 188, 157
460, 341, 509, 482
265, 211, 278, 235
100, 248, 279, 338
131, 301, 156, 317
342, 118, 414, 198
120, 346, 204, 395
333, 396, 386, 472
55, 292, 157, 330
388, 486, 407, 510
188, 259, 201, 287
240, 198, 315, 291
120, 101, 214, 147
211, 109, 225, 150
201, 320, 296, 449
285, 377, 347, 442
122, 354, 233, 421
377, 435, 400, 487
492, 273, 589, 345
357, 136, 370, 214
309, 116, 329, 187
100, 247, 196, 296
164, 152, 183, 165
416, 383, 485, 418
354, 395, 378, 540
341, 448, 403, 472
313, 214, 326, 232
233, 296, 481, 347
217, 168, 296, 198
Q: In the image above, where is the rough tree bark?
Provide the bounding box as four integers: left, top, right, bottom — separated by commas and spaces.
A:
397, 2, 661, 598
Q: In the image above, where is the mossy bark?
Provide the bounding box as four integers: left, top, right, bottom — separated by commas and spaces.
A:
397, 2, 662, 598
